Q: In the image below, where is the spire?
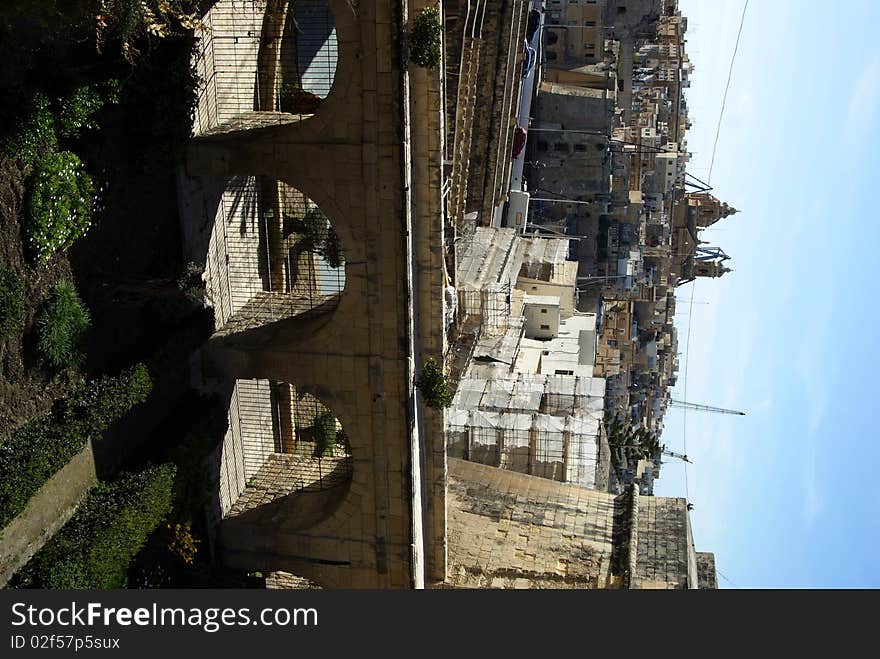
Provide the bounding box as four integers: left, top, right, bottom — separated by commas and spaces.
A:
720, 202, 738, 218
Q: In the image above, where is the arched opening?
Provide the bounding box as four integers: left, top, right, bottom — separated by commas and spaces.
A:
201, 175, 345, 335
192, 0, 338, 134
217, 379, 353, 528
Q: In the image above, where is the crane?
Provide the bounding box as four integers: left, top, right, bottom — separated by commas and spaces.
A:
662, 448, 691, 463
669, 399, 745, 416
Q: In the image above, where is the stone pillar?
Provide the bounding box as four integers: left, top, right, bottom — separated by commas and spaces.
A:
257, 1, 290, 112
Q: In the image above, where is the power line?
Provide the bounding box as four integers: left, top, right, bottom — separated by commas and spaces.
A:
680, 0, 749, 507
717, 568, 739, 588
707, 0, 750, 183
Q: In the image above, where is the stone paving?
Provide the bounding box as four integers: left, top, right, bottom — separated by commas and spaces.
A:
227, 452, 353, 517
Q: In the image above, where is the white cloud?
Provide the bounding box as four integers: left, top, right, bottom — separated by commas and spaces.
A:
846, 57, 880, 146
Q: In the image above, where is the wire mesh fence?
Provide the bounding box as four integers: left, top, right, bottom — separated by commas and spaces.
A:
217, 378, 353, 518
193, 0, 338, 135
204, 175, 345, 335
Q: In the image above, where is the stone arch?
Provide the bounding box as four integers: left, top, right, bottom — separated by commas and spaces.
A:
217, 380, 354, 531
192, 0, 356, 136
200, 175, 348, 337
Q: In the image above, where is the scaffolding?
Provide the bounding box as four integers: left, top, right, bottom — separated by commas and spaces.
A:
193, 0, 338, 135
446, 373, 606, 489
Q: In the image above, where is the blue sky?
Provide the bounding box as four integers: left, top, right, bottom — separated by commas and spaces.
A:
653, 0, 880, 587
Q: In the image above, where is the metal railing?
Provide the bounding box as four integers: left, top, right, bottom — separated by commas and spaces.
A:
193, 0, 338, 135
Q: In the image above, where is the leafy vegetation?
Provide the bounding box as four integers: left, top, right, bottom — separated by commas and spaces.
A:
25, 151, 96, 262
56, 83, 116, 139
0, 268, 25, 338
300, 205, 345, 268
125, 395, 239, 588
117, 35, 199, 172
12, 463, 176, 589
416, 357, 452, 409
410, 7, 442, 69
605, 411, 661, 466
0, 93, 56, 168
37, 281, 91, 368
279, 81, 323, 114
95, 0, 204, 62
313, 410, 338, 457
0, 363, 153, 529
336, 427, 351, 453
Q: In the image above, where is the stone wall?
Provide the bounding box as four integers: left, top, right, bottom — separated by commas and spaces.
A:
632, 495, 696, 589
446, 459, 709, 589
446, 458, 624, 588
696, 551, 718, 589
0, 443, 96, 587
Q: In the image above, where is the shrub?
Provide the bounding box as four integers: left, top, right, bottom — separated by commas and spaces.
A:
0, 267, 25, 338
37, 281, 91, 368
12, 464, 176, 589
0, 93, 56, 168
301, 206, 345, 268
416, 357, 452, 409
279, 82, 323, 114
313, 411, 338, 457
56, 85, 107, 139
25, 151, 95, 262
320, 225, 345, 269
166, 521, 199, 564
177, 261, 206, 305
335, 427, 351, 454
120, 35, 199, 172
0, 363, 153, 528
410, 7, 442, 69
60, 362, 153, 431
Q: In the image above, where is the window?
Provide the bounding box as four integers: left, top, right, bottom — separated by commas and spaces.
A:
541, 308, 548, 313
586, 20, 597, 26
543, 350, 551, 356
555, 369, 575, 375
547, 51, 558, 61
574, 143, 587, 153
553, 142, 569, 152
540, 324, 551, 330
609, 340, 618, 347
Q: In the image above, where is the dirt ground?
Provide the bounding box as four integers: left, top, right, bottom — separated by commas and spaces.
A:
0, 158, 80, 436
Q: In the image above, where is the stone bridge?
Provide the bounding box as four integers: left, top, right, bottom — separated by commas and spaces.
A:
182, 0, 448, 588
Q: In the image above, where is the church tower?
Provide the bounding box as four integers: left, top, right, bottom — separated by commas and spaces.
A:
693, 259, 731, 279
686, 192, 738, 229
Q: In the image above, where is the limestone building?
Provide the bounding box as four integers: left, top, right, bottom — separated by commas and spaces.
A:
447, 458, 709, 589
